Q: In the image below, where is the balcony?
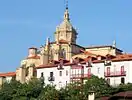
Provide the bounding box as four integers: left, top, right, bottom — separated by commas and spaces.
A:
70, 74, 91, 79
104, 71, 126, 77
48, 76, 55, 81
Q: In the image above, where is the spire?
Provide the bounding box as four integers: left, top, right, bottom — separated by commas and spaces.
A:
66, 0, 68, 10
112, 40, 116, 47
64, 0, 70, 21
46, 37, 50, 46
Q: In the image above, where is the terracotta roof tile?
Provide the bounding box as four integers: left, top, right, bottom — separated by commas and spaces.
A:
59, 39, 69, 44
37, 54, 132, 69
36, 64, 58, 69
112, 91, 132, 97
0, 72, 16, 77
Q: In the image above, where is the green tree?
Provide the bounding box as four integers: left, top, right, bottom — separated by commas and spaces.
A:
59, 82, 83, 100
38, 84, 59, 100
83, 75, 114, 98
115, 83, 132, 93
0, 78, 43, 100
0, 79, 22, 100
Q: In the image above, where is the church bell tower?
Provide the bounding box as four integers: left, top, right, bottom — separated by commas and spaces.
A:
54, 0, 78, 44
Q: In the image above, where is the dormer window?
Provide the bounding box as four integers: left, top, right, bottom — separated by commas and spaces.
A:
104, 60, 111, 66
86, 61, 92, 67
104, 55, 112, 66
57, 59, 64, 70
73, 57, 81, 65
57, 64, 64, 70
97, 56, 101, 60
86, 57, 92, 67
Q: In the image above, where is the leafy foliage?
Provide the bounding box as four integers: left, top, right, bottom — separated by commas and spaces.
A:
83, 75, 114, 98
0, 76, 132, 100
59, 83, 82, 100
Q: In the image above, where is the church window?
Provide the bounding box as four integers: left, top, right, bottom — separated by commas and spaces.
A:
60, 48, 66, 59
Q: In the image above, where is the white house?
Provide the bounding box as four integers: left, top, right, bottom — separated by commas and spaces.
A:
36, 60, 71, 89
0, 72, 16, 86
36, 54, 132, 89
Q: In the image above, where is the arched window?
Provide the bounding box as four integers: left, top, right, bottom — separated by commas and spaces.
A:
60, 48, 66, 59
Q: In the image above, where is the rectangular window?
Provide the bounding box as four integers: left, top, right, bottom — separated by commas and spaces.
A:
66, 70, 68, 76
97, 67, 100, 74
59, 71, 62, 76
121, 66, 124, 75
41, 72, 44, 77
88, 68, 91, 78
121, 77, 125, 84
107, 78, 110, 84
107, 67, 110, 76
50, 72, 53, 77
66, 81, 67, 86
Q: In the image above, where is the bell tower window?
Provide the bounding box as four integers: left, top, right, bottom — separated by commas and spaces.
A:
59, 48, 66, 59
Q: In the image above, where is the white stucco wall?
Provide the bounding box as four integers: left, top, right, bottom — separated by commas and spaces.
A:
37, 60, 132, 89
37, 66, 71, 89
104, 61, 132, 86
6, 77, 13, 83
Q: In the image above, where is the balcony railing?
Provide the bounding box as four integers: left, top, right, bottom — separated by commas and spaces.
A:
70, 74, 91, 79
104, 71, 126, 77
48, 76, 55, 81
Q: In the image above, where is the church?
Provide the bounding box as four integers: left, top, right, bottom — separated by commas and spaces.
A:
0, 3, 132, 89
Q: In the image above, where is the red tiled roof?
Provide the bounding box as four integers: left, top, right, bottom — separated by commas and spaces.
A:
84, 51, 97, 56
36, 64, 58, 69
37, 54, 132, 69
112, 54, 132, 62
112, 91, 132, 97
59, 39, 69, 44
26, 55, 40, 59
0, 72, 16, 77
36, 59, 72, 69
99, 96, 110, 100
